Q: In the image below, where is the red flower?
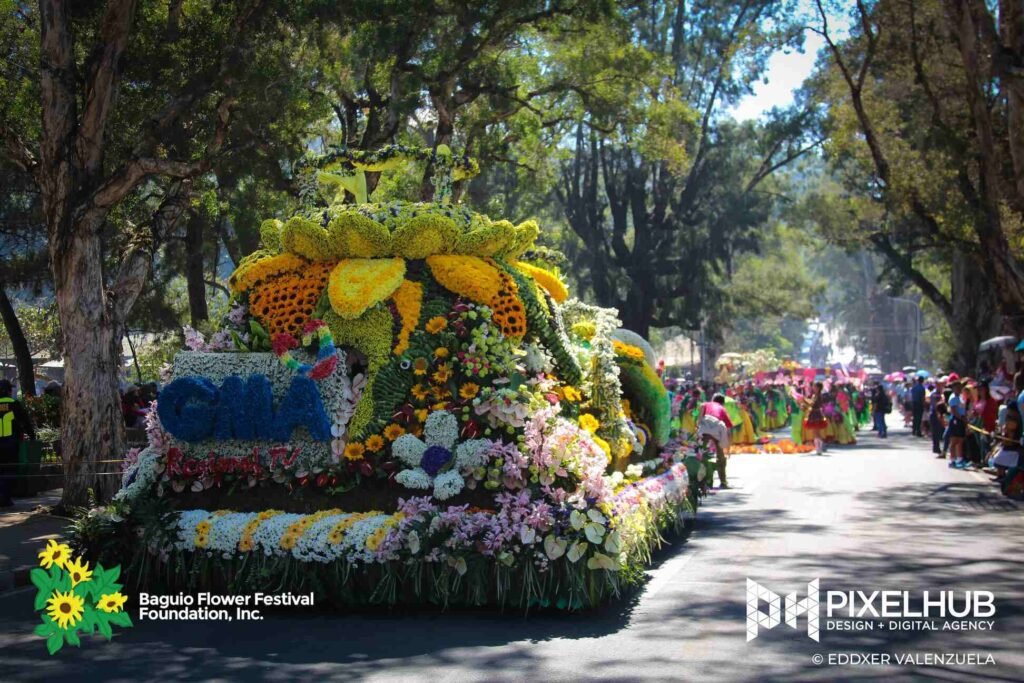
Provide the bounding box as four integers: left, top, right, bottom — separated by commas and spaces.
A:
301, 319, 326, 335
315, 473, 329, 487
461, 420, 481, 439
359, 461, 374, 477
272, 333, 299, 356
309, 355, 338, 380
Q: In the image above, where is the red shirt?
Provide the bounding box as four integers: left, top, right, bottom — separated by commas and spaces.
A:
976, 399, 998, 432
699, 401, 733, 429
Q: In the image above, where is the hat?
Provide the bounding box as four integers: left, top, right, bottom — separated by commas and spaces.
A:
946, 372, 960, 382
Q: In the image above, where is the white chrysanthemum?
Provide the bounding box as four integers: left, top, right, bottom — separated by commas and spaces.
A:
392, 411, 488, 500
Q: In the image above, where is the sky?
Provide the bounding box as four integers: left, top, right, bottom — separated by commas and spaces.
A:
731, 30, 826, 121
731, 1, 852, 121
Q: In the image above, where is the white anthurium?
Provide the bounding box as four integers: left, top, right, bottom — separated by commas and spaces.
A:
584, 522, 606, 544
407, 530, 420, 555
566, 540, 588, 563
587, 552, 620, 571
603, 529, 622, 554
392, 411, 489, 500
587, 508, 607, 525
569, 509, 586, 530
520, 526, 537, 545
544, 534, 567, 560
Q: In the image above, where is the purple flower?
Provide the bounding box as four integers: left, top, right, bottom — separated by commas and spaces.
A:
421, 445, 453, 477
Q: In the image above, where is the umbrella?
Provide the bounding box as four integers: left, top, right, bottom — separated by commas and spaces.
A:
884, 371, 906, 382
916, 369, 930, 378
1016, 340, 1024, 352
979, 336, 1016, 352
902, 365, 917, 373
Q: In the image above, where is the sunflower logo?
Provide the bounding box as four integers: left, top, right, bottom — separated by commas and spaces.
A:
31, 542, 133, 655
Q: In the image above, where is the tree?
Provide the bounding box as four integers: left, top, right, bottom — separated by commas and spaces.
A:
0, 0, 333, 506
810, 0, 1024, 368
553, 0, 818, 336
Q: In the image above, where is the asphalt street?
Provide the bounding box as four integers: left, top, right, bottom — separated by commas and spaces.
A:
2, 419, 1022, 682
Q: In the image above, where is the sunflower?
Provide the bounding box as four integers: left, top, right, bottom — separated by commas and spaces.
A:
459, 383, 481, 400
412, 357, 430, 376
344, 442, 366, 461
432, 362, 452, 384
414, 408, 429, 423
432, 386, 452, 401
410, 384, 430, 401
38, 539, 71, 570
434, 347, 450, 359
425, 316, 448, 334
383, 424, 406, 441
365, 434, 385, 453
97, 592, 128, 614
65, 556, 93, 587
46, 591, 85, 630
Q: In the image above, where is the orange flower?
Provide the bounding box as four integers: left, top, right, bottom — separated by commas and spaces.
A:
432, 386, 452, 400
365, 434, 385, 453
411, 384, 430, 401
459, 383, 480, 400
383, 424, 406, 441
413, 357, 429, 376
425, 316, 448, 334
434, 347, 450, 359
344, 442, 366, 461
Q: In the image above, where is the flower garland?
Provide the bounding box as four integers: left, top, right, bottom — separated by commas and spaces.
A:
271, 319, 339, 379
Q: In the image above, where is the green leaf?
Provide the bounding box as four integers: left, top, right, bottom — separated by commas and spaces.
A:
34, 588, 50, 611
97, 617, 113, 640
34, 622, 53, 638
106, 565, 120, 584
64, 630, 81, 647
46, 632, 63, 655
79, 609, 97, 634
30, 567, 53, 592
108, 611, 133, 628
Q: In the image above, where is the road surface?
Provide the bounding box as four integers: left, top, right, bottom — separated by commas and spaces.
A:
2, 420, 1022, 681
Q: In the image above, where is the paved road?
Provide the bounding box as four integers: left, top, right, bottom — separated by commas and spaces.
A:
2, 421, 1022, 681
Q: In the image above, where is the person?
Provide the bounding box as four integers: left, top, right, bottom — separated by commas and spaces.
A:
910, 376, 926, 437
928, 378, 947, 455
870, 383, 889, 438
972, 381, 999, 458
802, 382, 829, 455
0, 379, 36, 507
947, 376, 969, 468
696, 393, 733, 489
121, 385, 147, 428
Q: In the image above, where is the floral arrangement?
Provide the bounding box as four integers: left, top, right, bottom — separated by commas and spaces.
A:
80, 147, 707, 611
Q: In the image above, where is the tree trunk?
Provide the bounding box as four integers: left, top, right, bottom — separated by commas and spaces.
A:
0, 287, 36, 396
53, 227, 126, 507
948, 251, 999, 372
185, 211, 209, 325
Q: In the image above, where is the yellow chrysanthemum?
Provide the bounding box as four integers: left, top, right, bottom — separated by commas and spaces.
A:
229, 252, 308, 293
434, 347, 450, 359
38, 539, 71, 570
344, 442, 366, 461
411, 384, 430, 401
327, 257, 406, 320
46, 590, 84, 630
383, 424, 405, 441
612, 340, 646, 362
425, 316, 448, 334
365, 434, 385, 453
65, 556, 93, 587
391, 280, 423, 355
561, 385, 582, 402
98, 592, 128, 614
515, 261, 569, 302
579, 413, 601, 434
459, 383, 480, 400
414, 408, 428, 423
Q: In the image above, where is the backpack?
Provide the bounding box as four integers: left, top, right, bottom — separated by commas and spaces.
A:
882, 394, 893, 414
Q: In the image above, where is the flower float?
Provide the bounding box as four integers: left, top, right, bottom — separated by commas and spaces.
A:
82, 146, 707, 611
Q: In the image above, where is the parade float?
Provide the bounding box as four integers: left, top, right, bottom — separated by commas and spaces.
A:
76, 146, 706, 610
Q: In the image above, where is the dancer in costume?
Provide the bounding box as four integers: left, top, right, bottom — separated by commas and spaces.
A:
802, 381, 829, 455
